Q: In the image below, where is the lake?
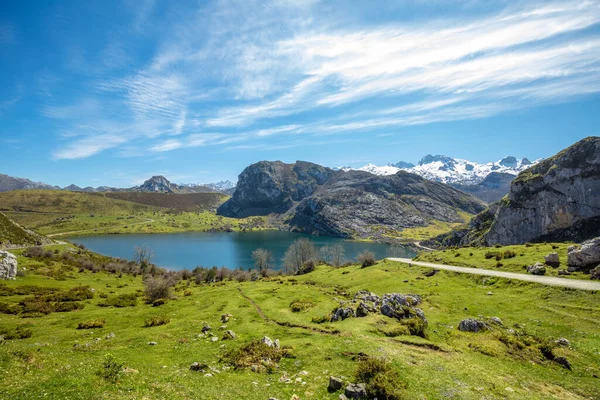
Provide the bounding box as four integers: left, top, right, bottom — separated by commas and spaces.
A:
67, 231, 415, 270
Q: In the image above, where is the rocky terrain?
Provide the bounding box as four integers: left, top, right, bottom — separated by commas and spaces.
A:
0, 173, 58, 192
432, 137, 600, 247
451, 172, 516, 203
218, 161, 486, 238
0, 212, 52, 249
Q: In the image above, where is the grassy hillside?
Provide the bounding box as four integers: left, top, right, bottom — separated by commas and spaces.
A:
0, 212, 51, 249
104, 192, 228, 212
0, 190, 157, 215
414, 243, 595, 279
0, 245, 598, 399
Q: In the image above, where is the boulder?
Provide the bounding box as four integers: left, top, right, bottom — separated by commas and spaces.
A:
567, 237, 600, 271
554, 338, 570, 347
488, 317, 503, 326
544, 252, 560, 268
201, 323, 211, 333
353, 290, 380, 303
260, 336, 274, 347
222, 330, 236, 340
527, 262, 546, 275
354, 290, 381, 317
221, 313, 232, 323
328, 376, 344, 392
558, 270, 571, 276
590, 266, 600, 280
345, 383, 367, 399
458, 319, 489, 332
331, 307, 355, 322
554, 356, 572, 370
381, 293, 425, 322
0, 251, 18, 280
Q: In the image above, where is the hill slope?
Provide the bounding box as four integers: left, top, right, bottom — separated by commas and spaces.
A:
219, 161, 485, 238
104, 192, 228, 212
0, 212, 52, 248
433, 136, 600, 247
0, 173, 57, 192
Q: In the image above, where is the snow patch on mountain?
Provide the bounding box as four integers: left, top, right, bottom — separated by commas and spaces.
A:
338, 155, 539, 185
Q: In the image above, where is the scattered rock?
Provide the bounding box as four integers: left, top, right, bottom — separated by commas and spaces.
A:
105, 332, 115, 339
190, 362, 208, 371
331, 307, 355, 322
204, 373, 213, 377
211, 336, 218, 342
0, 251, 18, 280
345, 383, 367, 399
381, 293, 425, 322
274, 339, 280, 349
555, 338, 570, 347
458, 319, 489, 332
260, 336, 274, 347
290, 395, 300, 400
487, 291, 493, 296
568, 237, 600, 271
544, 252, 560, 268
339, 395, 349, 400
423, 269, 439, 277
527, 262, 546, 275
221, 313, 232, 323
219, 325, 228, 330
488, 317, 503, 325
222, 330, 236, 340
148, 341, 158, 346
328, 376, 344, 392
558, 270, 571, 276
201, 323, 211, 333
554, 356, 572, 370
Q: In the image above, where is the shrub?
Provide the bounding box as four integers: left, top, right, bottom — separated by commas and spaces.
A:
484, 251, 502, 260
98, 293, 137, 308
184, 289, 193, 296
222, 339, 293, 371
503, 250, 516, 259
311, 315, 330, 324
0, 325, 33, 340
297, 260, 315, 275
144, 314, 170, 327
399, 318, 427, 338
289, 299, 314, 313
358, 250, 376, 268
77, 318, 105, 329
97, 353, 123, 383
355, 356, 406, 400
144, 276, 173, 303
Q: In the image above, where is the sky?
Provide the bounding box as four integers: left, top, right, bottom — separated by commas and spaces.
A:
1, 0, 599, 187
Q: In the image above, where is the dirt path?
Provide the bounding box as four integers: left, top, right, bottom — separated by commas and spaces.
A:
237, 287, 340, 335
414, 241, 436, 251
47, 218, 154, 238
387, 258, 600, 291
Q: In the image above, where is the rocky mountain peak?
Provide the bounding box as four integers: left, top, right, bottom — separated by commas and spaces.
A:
499, 156, 518, 168
418, 154, 455, 166
137, 175, 175, 193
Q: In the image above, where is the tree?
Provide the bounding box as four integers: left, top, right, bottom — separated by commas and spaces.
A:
357, 250, 376, 268
320, 244, 345, 267
283, 238, 316, 275
252, 248, 274, 272
134, 244, 154, 271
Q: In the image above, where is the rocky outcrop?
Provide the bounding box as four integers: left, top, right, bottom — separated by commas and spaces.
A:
0, 251, 17, 280
527, 262, 546, 275
452, 172, 516, 203
218, 160, 486, 238
458, 319, 489, 332
544, 253, 560, 268
332, 291, 426, 324
433, 137, 600, 247
567, 237, 600, 271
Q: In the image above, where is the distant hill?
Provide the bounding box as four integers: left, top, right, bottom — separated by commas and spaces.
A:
0, 173, 58, 192
0, 190, 158, 215
104, 192, 228, 212
0, 212, 52, 249
130, 176, 216, 194
431, 137, 600, 247
218, 160, 485, 238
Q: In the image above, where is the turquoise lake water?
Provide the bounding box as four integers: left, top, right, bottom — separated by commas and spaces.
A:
68, 231, 415, 270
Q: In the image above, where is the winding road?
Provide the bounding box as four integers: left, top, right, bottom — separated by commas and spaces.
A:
387, 258, 600, 291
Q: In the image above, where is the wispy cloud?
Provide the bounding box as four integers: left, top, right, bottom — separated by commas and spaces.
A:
40, 0, 600, 159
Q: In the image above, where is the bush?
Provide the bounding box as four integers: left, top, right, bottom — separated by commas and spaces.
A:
97, 353, 123, 383
144, 276, 174, 303
297, 260, 315, 275
0, 325, 34, 340
289, 299, 314, 313
358, 250, 376, 268
503, 250, 516, 259
98, 293, 137, 308
222, 339, 293, 371
77, 319, 105, 329
144, 314, 170, 327
355, 356, 406, 400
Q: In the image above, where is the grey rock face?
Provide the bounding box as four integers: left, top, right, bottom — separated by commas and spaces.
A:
567, 237, 600, 271
345, 383, 367, 399
331, 307, 355, 322
485, 137, 600, 245
527, 262, 546, 275
590, 266, 600, 280
0, 251, 17, 280
218, 160, 485, 238
380, 293, 425, 321
458, 319, 489, 332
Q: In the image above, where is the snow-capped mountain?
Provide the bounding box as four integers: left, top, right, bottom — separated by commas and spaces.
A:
339, 155, 538, 185
202, 180, 236, 192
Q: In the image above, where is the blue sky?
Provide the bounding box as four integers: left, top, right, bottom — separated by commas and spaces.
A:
1, 0, 599, 187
